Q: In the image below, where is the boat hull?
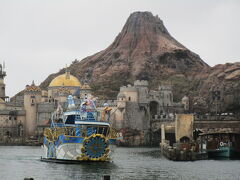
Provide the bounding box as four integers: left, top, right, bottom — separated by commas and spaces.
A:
42, 136, 116, 162
40, 157, 111, 164
207, 147, 240, 159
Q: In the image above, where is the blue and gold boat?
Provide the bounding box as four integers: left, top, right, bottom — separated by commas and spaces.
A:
41, 95, 117, 162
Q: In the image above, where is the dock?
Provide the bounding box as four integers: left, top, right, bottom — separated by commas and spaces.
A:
160, 142, 208, 161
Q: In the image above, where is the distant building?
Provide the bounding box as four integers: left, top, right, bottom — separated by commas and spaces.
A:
0, 66, 92, 143
112, 80, 174, 128
110, 80, 184, 146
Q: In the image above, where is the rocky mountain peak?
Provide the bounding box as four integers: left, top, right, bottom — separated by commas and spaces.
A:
40, 11, 210, 99
122, 11, 170, 37
109, 11, 186, 57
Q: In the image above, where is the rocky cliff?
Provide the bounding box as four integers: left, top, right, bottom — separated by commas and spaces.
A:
197, 62, 240, 113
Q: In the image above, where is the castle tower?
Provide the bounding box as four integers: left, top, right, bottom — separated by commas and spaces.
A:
24, 81, 42, 137
159, 84, 173, 107
0, 63, 6, 101
134, 80, 149, 103
80, 82, 92, 99
117, 92, 127, 109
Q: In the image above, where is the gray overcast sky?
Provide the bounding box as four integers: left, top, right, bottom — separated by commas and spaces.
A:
0, 0, 239, 97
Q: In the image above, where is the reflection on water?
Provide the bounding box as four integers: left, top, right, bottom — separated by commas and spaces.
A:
0, 146, 240, 180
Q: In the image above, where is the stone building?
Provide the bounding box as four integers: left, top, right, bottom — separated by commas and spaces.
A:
111, 80, 182, 146
0, 64, 25, 143
0, 67, 92, 143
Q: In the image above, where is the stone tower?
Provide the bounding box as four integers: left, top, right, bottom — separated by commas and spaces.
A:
159, 85, 173, 107
24, 81, 42, 137
0, 63, 6, 101
134, 80, 149, 104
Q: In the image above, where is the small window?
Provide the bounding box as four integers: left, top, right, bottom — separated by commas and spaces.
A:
128, 97, 131, 101
31, 99, 35, 106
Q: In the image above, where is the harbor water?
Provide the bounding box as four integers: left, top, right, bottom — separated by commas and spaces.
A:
0, 146, 240, 180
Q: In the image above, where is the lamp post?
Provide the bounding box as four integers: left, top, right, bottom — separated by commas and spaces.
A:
211, 89, 220, 117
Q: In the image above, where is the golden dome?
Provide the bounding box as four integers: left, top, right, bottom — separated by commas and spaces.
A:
49, 73, 81, 87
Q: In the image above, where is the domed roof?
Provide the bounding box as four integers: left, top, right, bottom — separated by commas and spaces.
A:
49, 72, 81, 87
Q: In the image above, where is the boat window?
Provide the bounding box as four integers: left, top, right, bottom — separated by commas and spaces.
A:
97, 126, 109, 136
78, 125, 110, 137
65, 115, 75, 124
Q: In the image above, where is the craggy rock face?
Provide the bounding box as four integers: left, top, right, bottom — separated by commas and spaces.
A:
40, 11, 208, 99
198, 62, 240, 113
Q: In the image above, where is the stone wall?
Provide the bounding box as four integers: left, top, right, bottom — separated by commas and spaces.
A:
124, 102, 149, 130
175, 114, 193, 142
37, 103, 55, 126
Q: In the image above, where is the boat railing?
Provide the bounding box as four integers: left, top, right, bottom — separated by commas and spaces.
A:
44, 125, 117, 142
